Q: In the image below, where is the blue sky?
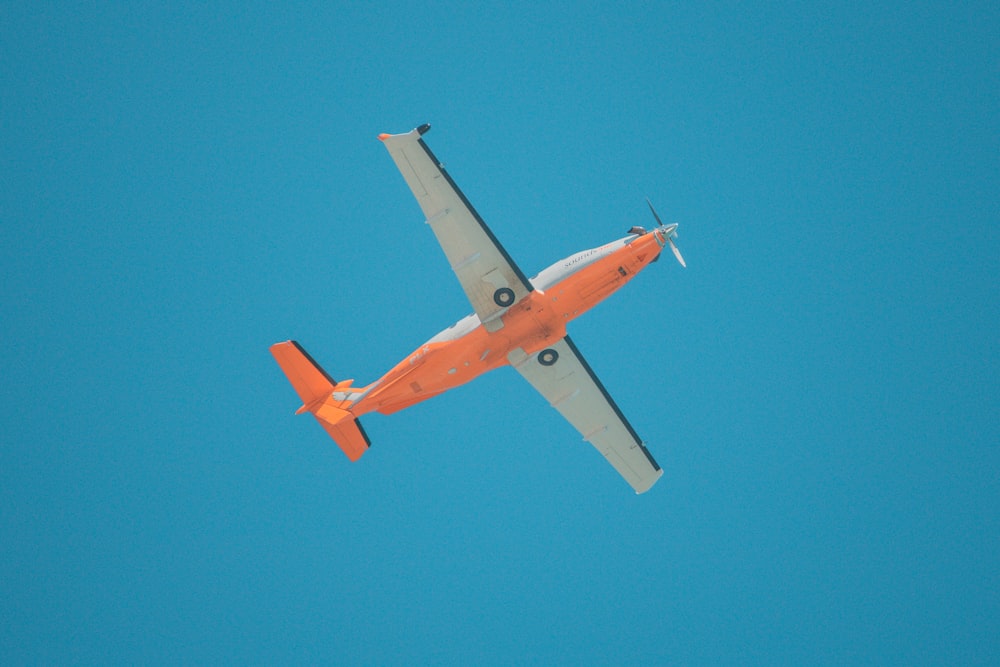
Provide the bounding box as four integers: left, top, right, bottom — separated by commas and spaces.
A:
2, 2, 997, 663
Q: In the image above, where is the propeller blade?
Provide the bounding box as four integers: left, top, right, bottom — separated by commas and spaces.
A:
646, 198, 665, 227
647, 198, 686, 266
668, 237, 687, 268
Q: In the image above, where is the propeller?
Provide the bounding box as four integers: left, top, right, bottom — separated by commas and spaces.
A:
645, 198, 686, 268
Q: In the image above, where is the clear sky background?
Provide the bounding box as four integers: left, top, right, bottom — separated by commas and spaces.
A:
2, 2, 997, 664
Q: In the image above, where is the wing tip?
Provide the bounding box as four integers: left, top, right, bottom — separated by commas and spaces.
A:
378, 124, 430, 142
634, 468, 664, 494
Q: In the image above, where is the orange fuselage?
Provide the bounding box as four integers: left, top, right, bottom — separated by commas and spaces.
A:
349, 229, 666, 417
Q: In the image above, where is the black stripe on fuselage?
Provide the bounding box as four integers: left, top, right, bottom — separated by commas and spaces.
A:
563, 335, 662, 472
415, 137, 535, 294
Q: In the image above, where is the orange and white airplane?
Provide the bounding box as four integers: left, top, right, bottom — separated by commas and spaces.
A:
271, 124, 686, 493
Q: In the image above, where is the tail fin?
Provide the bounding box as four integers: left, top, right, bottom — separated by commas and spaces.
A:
269, 340, 371, 462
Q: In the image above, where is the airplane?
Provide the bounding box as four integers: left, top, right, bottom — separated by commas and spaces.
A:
270, 123, 686, 494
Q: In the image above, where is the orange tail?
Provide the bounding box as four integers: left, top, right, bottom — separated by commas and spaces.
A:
269, 340, 371, 461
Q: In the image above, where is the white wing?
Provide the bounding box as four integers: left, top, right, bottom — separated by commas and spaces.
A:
380, 126, 533, 330
511, 337, 663, 493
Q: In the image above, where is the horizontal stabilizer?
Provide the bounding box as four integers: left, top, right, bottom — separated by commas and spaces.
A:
270, 340, 372, 461
313, 401, 371, 462
270, 340, 335, 406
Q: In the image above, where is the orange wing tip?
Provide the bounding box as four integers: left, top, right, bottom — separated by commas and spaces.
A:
377, 133, 391, 141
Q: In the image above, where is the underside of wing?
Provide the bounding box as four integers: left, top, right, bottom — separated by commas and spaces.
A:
379, 125, 533, 329
511, 336, 663, 493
